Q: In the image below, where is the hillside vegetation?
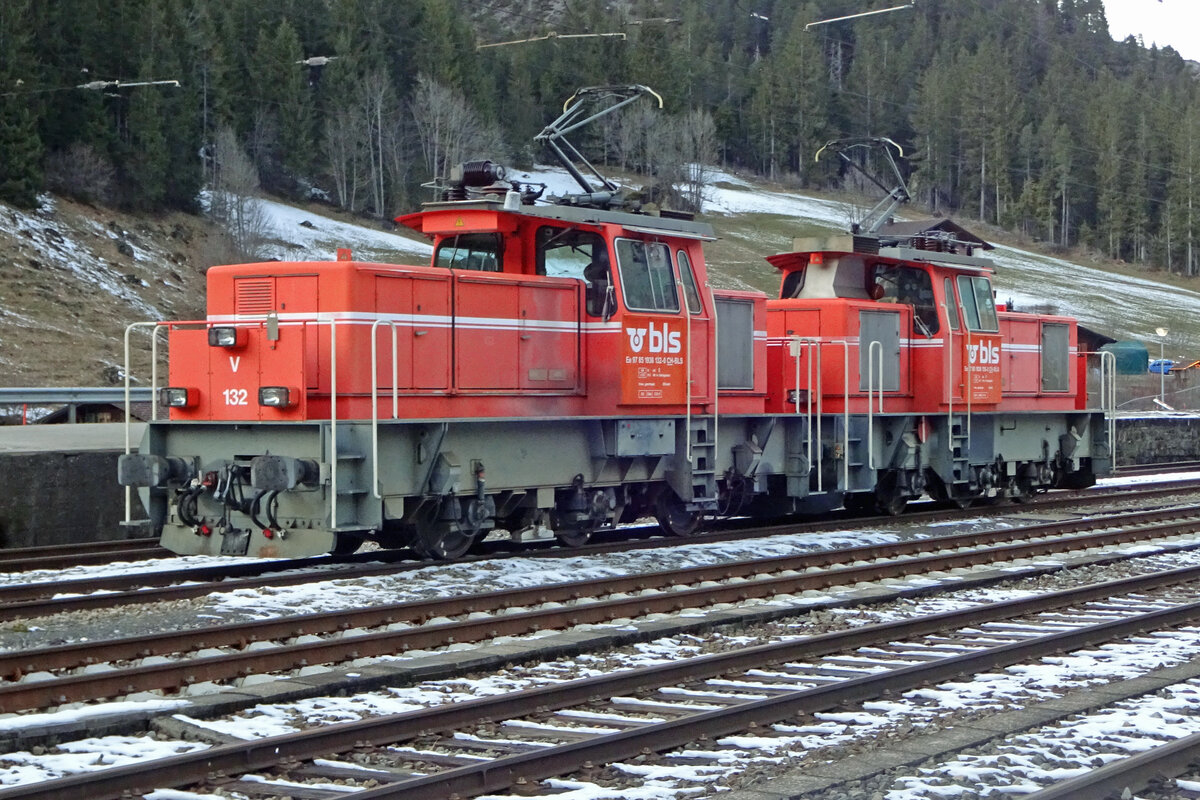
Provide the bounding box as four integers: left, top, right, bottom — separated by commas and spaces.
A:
1, 0, 1199, 274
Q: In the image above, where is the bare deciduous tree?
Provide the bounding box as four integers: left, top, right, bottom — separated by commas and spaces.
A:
44, 143, 116, 205
325, 104, 367, 213
357, 69, 395, 217
209, 125, 270, 261
410, 74, 508, 189
677, 109, 717, 213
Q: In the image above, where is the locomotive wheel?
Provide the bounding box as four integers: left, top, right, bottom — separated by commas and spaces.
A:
843, 493, 876, 514
874, 473, 908, 516
1012, 478, 1036, 504
877, 492, 908, 516
655, 491, 702, 537
413, 522, 474, 561
331, 534, 361, 555
555, 527, 591, 548
928, 477, 973, 509
408, 503, 474, 561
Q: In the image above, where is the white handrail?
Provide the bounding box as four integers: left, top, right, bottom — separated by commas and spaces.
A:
370, 320, 400, 499
964, 330, 973, 447
677, 276, 694, 464
790, 336, 823, 492
1087, 349, 1117, 469
945, 313, 955, 451
330, 320, 338, 529
1102, 349, 1116, 468
708, 282, 718, 484
833, 340, 850, 491
123, 320, 167, 523
867, 340, 884, 469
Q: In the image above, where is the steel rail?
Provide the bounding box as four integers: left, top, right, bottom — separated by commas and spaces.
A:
8, 562, 1200, 800
358, 588, 1200, 800
2, 481, 1197, 622
1020, 728, 1200, 799
0, 546, 169, 573
2, 498, 1197, 626
0, 539, 164, 571
4, 500, 1198, 640
3, 508, 1200, 713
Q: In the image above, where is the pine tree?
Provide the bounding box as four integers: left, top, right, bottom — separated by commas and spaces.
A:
0, 0, 43, 207
250, 18, 316, 193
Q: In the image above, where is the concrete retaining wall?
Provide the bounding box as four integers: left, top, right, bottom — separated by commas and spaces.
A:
0, 450, 129, 548
1115, 415, 1200, 465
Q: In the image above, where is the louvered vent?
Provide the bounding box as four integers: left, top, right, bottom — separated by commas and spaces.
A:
235, 279, 274, 314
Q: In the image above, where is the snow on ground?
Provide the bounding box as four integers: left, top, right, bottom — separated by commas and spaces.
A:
0, 196, 164, 319
1097, 469, 1200, 487
0, 735, 206, 787
255, 197, 432, 263
0, 553, 297, 593
199, 526, 907, 620
885, 678, 1200, 798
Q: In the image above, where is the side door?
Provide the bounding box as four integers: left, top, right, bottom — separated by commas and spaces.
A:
614, 238, 708, 406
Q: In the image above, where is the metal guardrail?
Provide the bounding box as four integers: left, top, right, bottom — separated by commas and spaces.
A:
0, 387, 153, 404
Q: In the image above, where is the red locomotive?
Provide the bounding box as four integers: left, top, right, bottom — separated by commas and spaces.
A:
119, 90, 1111, 559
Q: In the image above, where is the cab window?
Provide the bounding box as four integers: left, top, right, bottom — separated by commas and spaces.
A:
435, 233, 502, 272
616, 239, 679, 312
943, 278, 960, 331
536, 227, 612, 317
677, 249, 703, 315
956, 275, 999, 332
872, 264, 939, 336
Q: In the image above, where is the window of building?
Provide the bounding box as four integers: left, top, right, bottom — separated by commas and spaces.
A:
616, 239, 679, 313
435, 233, 503, 272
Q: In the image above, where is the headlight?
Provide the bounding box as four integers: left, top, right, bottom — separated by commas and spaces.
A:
208, 326, 246, 347
258, 386, 296, 407
160, 387, 197, 408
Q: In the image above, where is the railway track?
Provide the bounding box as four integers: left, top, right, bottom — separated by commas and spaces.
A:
4, 480, 1199, 623
1113, 459, 1200, 477
4, 504, 1200, 716
10, 550, 1200, 799
0, 538, 166, 573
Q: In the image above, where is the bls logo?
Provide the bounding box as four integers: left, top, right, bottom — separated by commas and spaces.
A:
626, 321, 681, 354
967, 341, 1000, 365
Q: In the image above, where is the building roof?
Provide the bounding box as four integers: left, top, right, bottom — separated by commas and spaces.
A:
876, 218, 994, 251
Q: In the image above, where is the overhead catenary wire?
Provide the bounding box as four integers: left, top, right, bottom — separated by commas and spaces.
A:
477, 31, 626, 50
805, 3, 915, 29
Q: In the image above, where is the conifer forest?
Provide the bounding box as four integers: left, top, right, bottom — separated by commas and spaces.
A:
1, 0, 1198, 274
